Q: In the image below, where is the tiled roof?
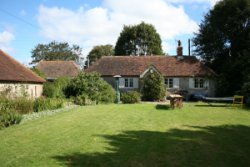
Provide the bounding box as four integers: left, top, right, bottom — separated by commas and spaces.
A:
36, 60, 80, 79
0, 50, 45, 83
85, 56, 216, 77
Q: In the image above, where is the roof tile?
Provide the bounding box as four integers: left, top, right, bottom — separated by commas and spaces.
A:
85, 56, 216, 77
0, 50, 45, 83
36, 60, 80, 79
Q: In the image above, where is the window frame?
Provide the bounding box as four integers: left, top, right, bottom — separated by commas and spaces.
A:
194, 78, 205, 89
124, 78, 134, 88
165, 78, 173, 88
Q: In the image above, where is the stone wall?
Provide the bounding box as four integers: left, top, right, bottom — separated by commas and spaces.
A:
0, 83, 43, 98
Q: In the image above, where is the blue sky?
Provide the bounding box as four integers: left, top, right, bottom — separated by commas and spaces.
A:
0, 0, 220, 64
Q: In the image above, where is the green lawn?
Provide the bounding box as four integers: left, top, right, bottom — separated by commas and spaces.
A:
0, 103, 250, 167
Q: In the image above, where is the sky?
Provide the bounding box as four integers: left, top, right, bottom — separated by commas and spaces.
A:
0, 0, 221, 65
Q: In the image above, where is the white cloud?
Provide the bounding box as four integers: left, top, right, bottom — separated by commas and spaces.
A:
38, 0, 199, 56
0, 31, 15, 52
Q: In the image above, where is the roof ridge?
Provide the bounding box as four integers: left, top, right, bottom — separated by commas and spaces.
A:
85, 54, 216, 77
37, 60, 80, 69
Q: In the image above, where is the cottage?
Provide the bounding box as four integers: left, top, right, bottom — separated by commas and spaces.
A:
36, 60, 80, 81
85, 43, 216, 99
0, 50, 45, 98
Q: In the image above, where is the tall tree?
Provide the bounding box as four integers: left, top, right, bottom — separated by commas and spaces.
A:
87, 44, 114, 65
31, 41, 82, 64
193, 0, 250, 96
115, 22, 163, 56
141, 69, 166, 101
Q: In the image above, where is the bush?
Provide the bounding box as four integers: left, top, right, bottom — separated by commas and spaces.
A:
141, 69, 166, 101
0, 108, 22, 128
121, 91, 141, 104
241, 82, 250, 104
65, 72, 115, 104
0, 96, 33, 114
42, 82, 55, 98
33, 98, 64, 112
74, 95, 96, 106
43, 77, 70, 98
13, 98, 34, 114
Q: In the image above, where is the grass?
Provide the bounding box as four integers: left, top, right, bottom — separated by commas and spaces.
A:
0, 102, 250, 167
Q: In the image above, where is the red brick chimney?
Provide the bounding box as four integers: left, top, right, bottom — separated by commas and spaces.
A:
177, 40, 183, 56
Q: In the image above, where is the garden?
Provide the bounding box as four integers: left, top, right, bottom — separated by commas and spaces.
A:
0, 70, 166, 129
0, 103, 250, 167
0, 71, 250, 167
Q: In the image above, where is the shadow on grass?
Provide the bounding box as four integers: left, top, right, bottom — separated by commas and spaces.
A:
195, 103, 250, 111
242, 105, 250, 111
53, 125, 250, 167
155, 104, 171, 110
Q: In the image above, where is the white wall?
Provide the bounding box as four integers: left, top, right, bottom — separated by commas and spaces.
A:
119, 77, 139, 89
166, 77, 216, 97
0, 83, 43, 98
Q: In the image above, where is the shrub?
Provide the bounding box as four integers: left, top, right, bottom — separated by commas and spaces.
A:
0, 108, 22, 128
65, 72, 115, 104
43, 77, 71, 98
241, 82, 250, 104
0, 96, 33, 114
33, 98, 64, 112
13, 97, 34, 114
42, 82, 55, 98
74, 95, 96, 106
141, 69, 166, 101
121, 91, 141, 104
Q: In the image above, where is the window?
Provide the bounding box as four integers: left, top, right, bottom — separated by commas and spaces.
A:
165, 78, 173, 88
125, 78, 134, 88
125, 78, 129, 87
129, 78, 133, 87
194, 78, 204, 88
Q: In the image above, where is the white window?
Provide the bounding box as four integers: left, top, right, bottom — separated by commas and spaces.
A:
165, 78, 173, 88
194, 78, 204, 88
125, 78, 134, 88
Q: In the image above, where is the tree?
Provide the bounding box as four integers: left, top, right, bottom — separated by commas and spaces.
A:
43, 77, 71, 98
30, 67, 46, 79
31, 41, 82, 64
115, 22, 163, 56
65, 72, 115, 104
141, 70, 166, 101
87, 44, 114, 65
193, 0, 250, 96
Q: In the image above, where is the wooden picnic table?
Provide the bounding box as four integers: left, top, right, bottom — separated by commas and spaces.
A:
168, 94, 183, 109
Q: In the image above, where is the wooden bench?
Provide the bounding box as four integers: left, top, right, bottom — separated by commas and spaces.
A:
202, 95, 244, 108
233, 95, 244, 108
